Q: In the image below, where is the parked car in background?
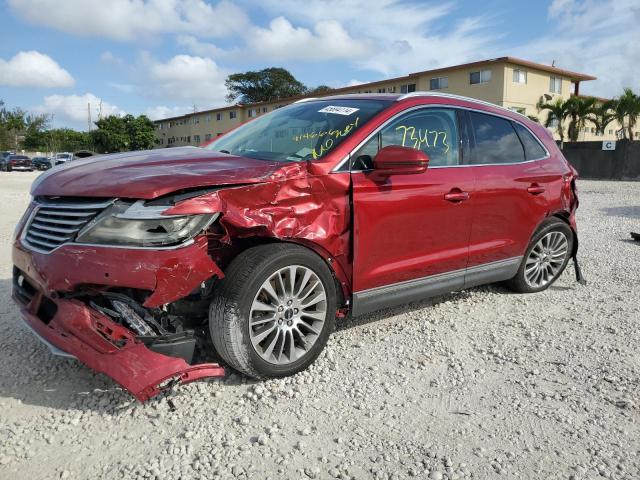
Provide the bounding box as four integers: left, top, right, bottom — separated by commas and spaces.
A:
1, 154, 33, 171
74, 150, 98, 159
31, 156, 53, 170
54, 152, 74, 165
12, 93, 581, 401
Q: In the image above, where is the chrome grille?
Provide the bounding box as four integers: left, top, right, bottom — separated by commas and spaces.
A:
23, 198, 114, 253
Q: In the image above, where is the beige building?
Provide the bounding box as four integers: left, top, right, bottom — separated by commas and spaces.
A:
153, 56, 635, 147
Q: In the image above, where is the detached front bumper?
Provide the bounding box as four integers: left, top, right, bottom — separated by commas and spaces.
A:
12, 237, 227, 402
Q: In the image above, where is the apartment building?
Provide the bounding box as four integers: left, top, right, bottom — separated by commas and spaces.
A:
153, 56, 630, 148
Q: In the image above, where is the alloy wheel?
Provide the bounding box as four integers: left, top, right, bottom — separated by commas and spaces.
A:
524, 231, 569, 288
249, 265, 327, 365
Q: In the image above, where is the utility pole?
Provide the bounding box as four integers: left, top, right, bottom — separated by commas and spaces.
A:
87, 102, 92, 131
98, 100, 103, 120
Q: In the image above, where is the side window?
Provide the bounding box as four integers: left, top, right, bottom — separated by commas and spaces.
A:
469, 111, 525, 164
351, 108, 459, 170
512, 122, 547, 160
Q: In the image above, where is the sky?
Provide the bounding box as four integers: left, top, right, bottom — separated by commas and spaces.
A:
0, 0, 639, 130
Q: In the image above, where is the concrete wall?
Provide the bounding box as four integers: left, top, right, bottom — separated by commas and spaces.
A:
562, 140, 640, 180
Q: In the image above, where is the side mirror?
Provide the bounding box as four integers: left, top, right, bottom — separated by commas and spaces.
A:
372, 145, 429, 177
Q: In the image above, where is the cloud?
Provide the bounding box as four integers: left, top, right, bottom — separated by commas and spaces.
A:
145, 105, 192, 121
253, 1, 498, 74
34, 93, 124, 126
176, 35, 230, 58
513, 0, 640, 98
142, 54, 229, 107
8, 0, 249, 41
100, 51, 123, 65
0, 51, 74, 88
246, 17, 371, 61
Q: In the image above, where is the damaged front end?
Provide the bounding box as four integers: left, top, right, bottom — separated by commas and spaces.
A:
12, 160, 351, 402
12, 195, 229, 401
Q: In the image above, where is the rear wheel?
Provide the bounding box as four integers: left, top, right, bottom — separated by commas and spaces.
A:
209, 244, 337, 379
505, 218, 574, 293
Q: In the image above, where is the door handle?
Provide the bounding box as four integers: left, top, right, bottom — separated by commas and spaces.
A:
444, 189, 469, 202
527, 184, 546, 195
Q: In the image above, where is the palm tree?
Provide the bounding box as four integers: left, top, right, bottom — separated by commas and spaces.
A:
566, 96, 597, 141
537, 98, 570, 146
617, 88, 640, 141
588, 100, 616, 136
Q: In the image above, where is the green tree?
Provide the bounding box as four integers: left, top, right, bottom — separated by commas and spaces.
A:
615, 88, 640, 141
126, 114, 156, 150
537, 97, 570, 146
588, 100, 616, 136
565, 96, 597, 141
306, 85, 334, 96
225, 67, 308, 103
5, 108, 26, 149
91, 114, 156, 153
21, 113, 52, 150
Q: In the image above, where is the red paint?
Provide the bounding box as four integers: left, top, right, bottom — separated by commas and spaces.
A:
15, 291, 225, 401
13, 93, 578, 402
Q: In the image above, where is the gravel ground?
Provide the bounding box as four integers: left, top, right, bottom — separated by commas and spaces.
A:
0, 171, 639, 480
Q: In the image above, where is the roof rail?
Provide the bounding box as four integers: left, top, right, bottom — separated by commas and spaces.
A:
293, 97, 319, 104
396, 91, 529, 119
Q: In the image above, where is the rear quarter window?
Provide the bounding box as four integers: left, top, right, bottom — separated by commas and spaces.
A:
513, 122, 547, 160
469, 111, 525, 164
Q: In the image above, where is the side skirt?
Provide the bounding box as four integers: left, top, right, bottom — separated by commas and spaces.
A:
351, 257, 522, 317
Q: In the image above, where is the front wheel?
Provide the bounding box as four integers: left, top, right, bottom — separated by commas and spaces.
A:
505, 218, 574, 293
209, 244, 337, 379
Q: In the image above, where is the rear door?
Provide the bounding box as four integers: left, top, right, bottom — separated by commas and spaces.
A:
464, 110, 550, 274
350, 107, 475, 314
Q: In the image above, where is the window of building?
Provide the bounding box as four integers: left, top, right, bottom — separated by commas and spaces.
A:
351, 108, 459, 169
186, 136, 191, 143
262, 107, 268, 113
468, 111, 525, 164
377, 88, 386, 93
205, 133, 212, 141
430, 77, 448, 90
608, 129, 613, 135
229, 111, 237, 119
216, 113, 222, 121
248, 108, 256, 118
512, 123, 547, 160
549, 76, 562, 93
193, 135, 201, 144
470, 70, 491, 85
513, 69, 527, 84
508, 106, 526, 115
400, 83, 417, 94
194, 117, 200, 124
205, 115, 211, 123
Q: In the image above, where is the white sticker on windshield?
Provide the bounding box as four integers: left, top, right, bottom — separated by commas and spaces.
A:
318, 106, 359, 115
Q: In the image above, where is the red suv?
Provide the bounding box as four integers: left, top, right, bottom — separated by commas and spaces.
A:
12, 93, 581, 401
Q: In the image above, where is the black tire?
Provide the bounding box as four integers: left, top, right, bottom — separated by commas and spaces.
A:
6, 165, 11, 172
505, 217, 574, 293
209, 243, 337, 379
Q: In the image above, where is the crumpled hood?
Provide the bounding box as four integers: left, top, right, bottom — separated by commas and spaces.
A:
31, 147, 281, 199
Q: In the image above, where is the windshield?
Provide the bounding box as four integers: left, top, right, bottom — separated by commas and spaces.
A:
205, 99, 390, 162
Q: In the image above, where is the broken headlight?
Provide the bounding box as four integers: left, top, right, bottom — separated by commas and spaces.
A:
76, 200, 217, 248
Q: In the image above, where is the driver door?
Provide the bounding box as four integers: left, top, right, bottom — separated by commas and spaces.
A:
350, 108, 475, 315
